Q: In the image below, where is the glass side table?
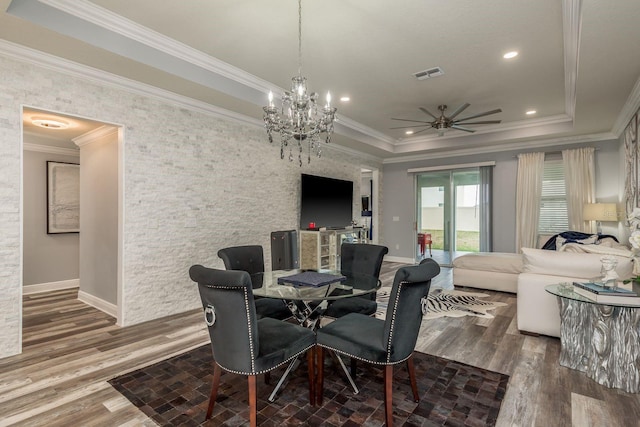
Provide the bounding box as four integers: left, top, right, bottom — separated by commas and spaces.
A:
545, 284, 640, 393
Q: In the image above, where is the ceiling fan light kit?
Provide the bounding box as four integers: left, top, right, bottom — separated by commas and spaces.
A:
391, 103, 502, 136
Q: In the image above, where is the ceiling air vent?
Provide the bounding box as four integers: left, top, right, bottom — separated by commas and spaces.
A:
413, 67, 444, 80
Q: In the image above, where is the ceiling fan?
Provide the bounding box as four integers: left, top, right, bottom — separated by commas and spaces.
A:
391, 103, 502, 136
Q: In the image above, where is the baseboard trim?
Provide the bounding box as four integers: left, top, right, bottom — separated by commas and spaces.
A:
384, 256, 417, 264
24, 279, 79, 295
78, 290, 117, 318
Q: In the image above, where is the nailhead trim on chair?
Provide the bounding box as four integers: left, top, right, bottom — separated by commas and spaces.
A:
316, 343, 411, 366
242, 286, 256, 373
317, 279, 417, 366
216, 343, 316, 376
203, 283, 314, 376
385, 280, 407, 363
202, 284, 255, 372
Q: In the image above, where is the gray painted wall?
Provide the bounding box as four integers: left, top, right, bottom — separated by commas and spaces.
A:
78, 130, 118, 305
381, 140, 622, 260
22, 148, 79, 286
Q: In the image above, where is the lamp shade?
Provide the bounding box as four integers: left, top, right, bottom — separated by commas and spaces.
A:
583, 203, 619, 221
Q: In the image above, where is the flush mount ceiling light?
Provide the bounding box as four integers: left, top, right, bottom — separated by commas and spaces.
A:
503, 51, 518, 59
31, 117, 70, 129
262, 0, 337, 166
340, 96, 350, 102
526, 110, 537, 115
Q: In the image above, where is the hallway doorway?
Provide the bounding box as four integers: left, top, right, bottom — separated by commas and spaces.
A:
21, 106, 123, 349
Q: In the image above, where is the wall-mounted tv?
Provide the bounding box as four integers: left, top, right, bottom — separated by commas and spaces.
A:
300, 174, 353, 229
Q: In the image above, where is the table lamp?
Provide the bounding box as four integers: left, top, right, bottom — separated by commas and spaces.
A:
583, 203, 619, 234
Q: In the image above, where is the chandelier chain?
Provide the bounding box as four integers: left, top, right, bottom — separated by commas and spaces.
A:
298, 0, 302, 76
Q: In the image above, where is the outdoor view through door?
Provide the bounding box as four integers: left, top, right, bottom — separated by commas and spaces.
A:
416, 167, 492, 266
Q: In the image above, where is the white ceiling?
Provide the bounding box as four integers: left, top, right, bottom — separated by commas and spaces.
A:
3, 0, 640, 161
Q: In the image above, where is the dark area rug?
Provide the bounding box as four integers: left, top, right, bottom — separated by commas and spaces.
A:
108, 345, 509, 426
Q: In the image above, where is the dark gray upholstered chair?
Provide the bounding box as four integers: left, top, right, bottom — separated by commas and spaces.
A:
189, 265, 316, 426
217, 245, 292, 320
315, 258, 440, 427
323, 243, 389, 318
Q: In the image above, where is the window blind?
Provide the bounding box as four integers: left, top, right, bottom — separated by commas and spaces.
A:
538, 159, 568, 233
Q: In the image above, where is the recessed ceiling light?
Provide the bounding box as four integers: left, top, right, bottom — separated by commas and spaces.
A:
526, 110, 537, 115
503, 51, 518, 59
31, 117, 70, 129
405, 130, 414, 135
340, 96, 350, 102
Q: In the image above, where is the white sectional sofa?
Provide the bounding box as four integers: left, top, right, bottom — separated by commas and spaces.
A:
516, 248, 633, 337
452, 239, 634, 337
452, 252, 522, 293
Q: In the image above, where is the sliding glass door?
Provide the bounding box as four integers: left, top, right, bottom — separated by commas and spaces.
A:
416, 168, 490, 266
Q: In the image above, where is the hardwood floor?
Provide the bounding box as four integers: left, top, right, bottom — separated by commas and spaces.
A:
1, 263, 639, 426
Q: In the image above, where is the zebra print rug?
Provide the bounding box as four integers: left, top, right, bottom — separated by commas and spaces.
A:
375, 289, 507, 320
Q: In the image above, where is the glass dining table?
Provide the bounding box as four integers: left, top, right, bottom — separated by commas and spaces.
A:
251, 269, 381, 400
251, 269, 380, 328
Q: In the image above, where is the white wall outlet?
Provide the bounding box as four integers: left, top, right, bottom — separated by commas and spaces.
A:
395, 244, 400, 250
392, 216, 399, 222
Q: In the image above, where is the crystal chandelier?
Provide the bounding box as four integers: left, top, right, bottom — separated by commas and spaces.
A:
263, 0, 337, 166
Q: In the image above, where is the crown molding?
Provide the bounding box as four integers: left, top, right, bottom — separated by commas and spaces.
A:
5, 1, 633, 164
396, 114, 572, 146
383, 132, 617, 164
40, 0, 274, 95
324, 140, 384, 165
562, 0, 582, 119
37, 0, 393, 152
73, 125, 119, 147
612, 75, 640, 136
23, 142, 79, 156
0, 39, 263, 128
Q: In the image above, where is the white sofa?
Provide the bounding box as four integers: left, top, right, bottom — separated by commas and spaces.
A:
517, 247, 633, 337
452, 239, 634, 337
452, 252, 522, 293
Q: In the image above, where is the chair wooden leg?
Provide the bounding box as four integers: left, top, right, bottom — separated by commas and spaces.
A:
316, 346, 324, 405
206, 363, 222, 420
307, 349, 315, 406
407, 355, 419, 403
384, 365, 394, 426
350, 357, 358, 377
264, 371, 271, 385
248, 375, 257, 427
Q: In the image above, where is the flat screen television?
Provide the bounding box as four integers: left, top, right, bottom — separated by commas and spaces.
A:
300, 174, 353, 229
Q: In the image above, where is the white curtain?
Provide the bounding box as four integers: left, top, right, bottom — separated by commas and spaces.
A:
563, 147, 595, 232
516, 152, 545, 252
479, 166, 493, 252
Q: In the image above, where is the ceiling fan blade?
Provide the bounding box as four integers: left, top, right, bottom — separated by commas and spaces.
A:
411, 127, 434, 135
452, 120, 502, 125
391, 117, 431, 123
450, 125, 476, 133
390, 124, 431, 129
448, 103, 470, 119
455, 108, 502, 122
419, 107, 438, 120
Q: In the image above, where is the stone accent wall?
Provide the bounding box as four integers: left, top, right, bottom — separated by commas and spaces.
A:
0, 53, 382, 358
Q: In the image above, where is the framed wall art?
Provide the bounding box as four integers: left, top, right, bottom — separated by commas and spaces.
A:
47, 161, 80, 234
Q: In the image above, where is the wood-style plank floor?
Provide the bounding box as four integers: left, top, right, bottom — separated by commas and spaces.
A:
1, 263, 639, 426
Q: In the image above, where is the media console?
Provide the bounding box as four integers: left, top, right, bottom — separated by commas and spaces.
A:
299, 227, 369, 270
